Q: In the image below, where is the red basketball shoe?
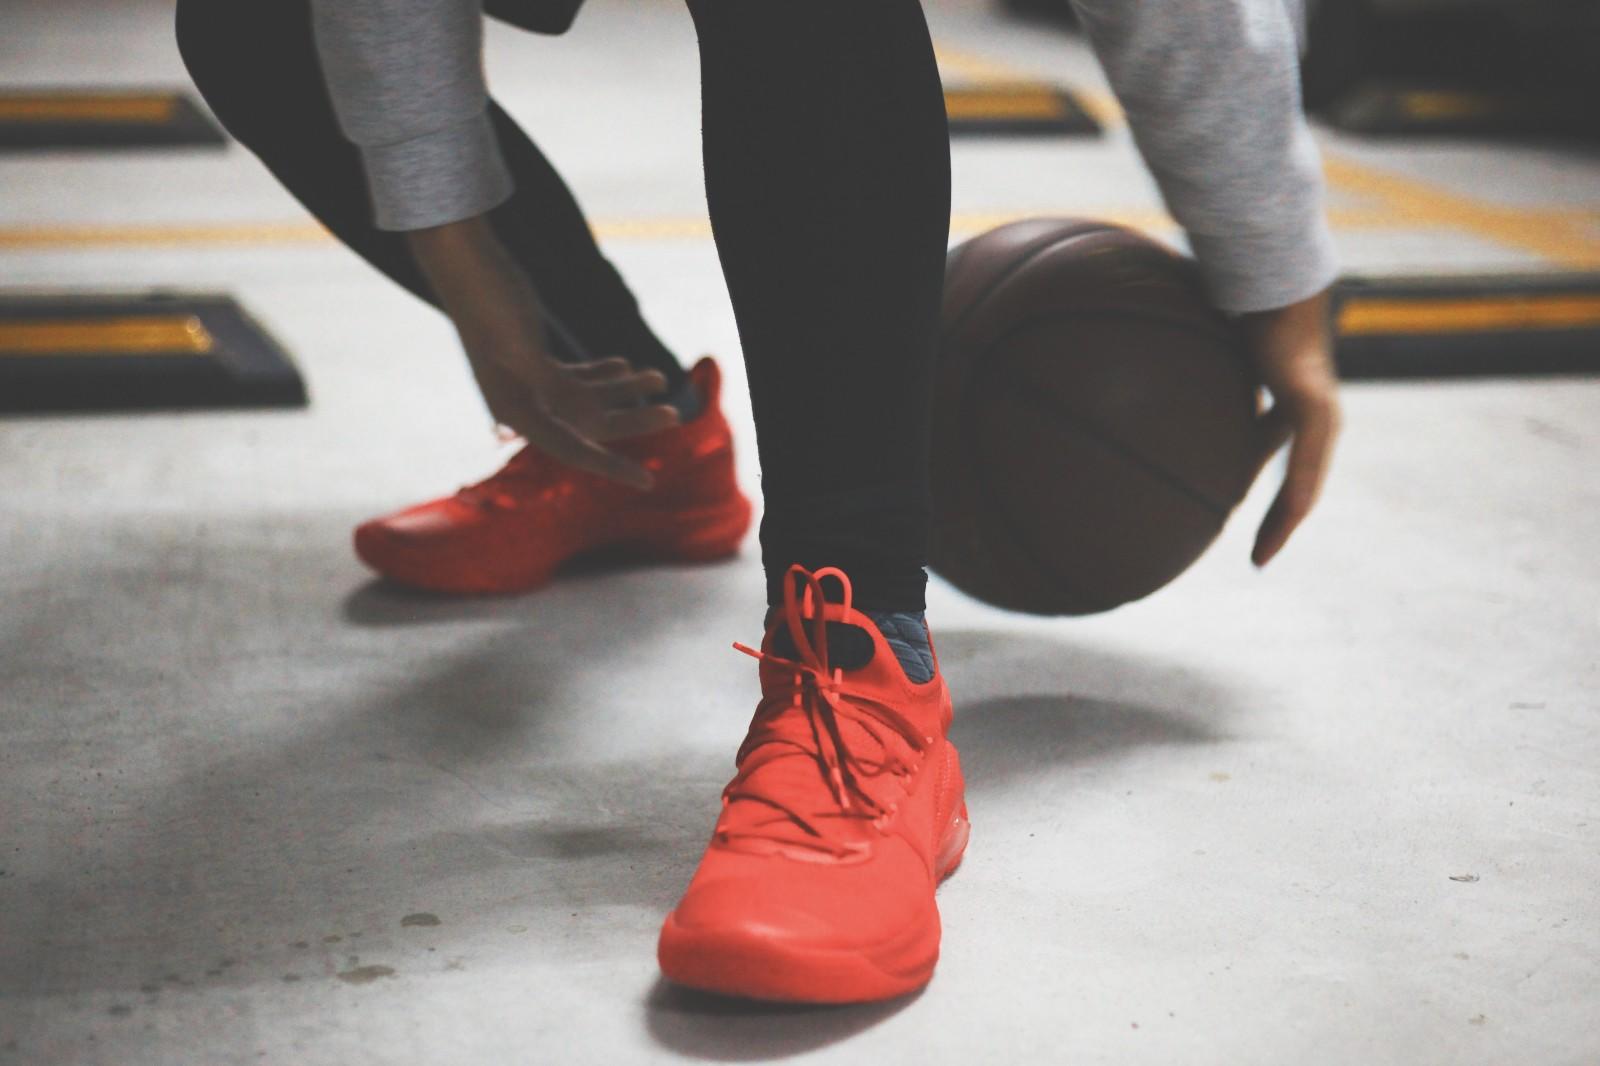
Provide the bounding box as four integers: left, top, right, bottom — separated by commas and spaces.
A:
354, 357, 752, 594
658, 563, 970, 1003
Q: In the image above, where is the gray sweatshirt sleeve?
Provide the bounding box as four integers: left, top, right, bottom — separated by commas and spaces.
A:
1068, 0, 1340, 313
309, 0, 512, 231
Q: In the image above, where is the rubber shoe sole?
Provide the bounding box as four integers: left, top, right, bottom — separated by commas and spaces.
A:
656, 800, 970, 1004
353, 491, 752, 595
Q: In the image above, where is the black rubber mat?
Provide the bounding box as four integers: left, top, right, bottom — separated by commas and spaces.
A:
0, 90, 225, 150
945, 84, 1101, 137
1322, 84, 1599, 139
1333, 273, 1600, 379
0, 293, 307, 413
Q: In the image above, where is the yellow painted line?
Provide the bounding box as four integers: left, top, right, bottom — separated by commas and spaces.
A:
1321, 154, 1600, 270
0, 315, 214, 356
1339, 293, 1600, 335
0, 206, 1405, 250
946, 86, 1069, 122
0, 221, 332, 248
929, 41, 1600, 269
591, 218, 710, 241
1399, 90, 1513, 122
935, 44, 1124, 126
0, 93, 179, 124
950, 208, 1173, 236
935, 45, 1031, 85
1060, 88, 1123, 129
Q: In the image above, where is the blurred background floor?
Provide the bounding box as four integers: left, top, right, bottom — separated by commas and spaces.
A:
1, 1, 1596, 1063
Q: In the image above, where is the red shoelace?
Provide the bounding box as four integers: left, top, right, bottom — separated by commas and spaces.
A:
722, 565, 932, 857
453, 445, 567, 512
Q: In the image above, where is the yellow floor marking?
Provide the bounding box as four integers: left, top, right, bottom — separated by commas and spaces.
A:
935, 45, 1033, 84
0, 94, 178, 124
0, 221, 332, 248
1320, 155, 1600, 269
0, 206, 1413, 250
590, 218, 711, 241
935, 44, 1124, 127
0, 315, 214, 356
1398, 90, 1515, 122
931, 39, 1600, 268
1059, 88, 1123, 129
1339, 293, 1600, 335
945, 86, 1070, 123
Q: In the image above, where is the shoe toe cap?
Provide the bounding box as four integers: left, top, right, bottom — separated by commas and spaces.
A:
671, 877, 840, 942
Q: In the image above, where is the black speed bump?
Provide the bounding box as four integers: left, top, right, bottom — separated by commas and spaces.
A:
1321, 84, 1596, 139
0, 90, 225, 150
944, 83, 1101, 137
0, 294, 307, 413
1334, 273, 1600, 379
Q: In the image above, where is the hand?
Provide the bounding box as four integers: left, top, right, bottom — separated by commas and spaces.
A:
1236, 287, 1341, 568
407, 216, 679, 490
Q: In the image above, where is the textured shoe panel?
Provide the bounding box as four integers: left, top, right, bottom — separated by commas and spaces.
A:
863, 610, 935, 683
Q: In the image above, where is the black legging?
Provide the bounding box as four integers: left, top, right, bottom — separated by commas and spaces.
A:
175, 0, 950, 612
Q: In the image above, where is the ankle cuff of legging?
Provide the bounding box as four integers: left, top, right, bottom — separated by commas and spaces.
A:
763, 556, 927, 613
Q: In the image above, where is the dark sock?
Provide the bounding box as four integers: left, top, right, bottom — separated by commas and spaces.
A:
664, 373, 703, 423
763, 606, 934, 683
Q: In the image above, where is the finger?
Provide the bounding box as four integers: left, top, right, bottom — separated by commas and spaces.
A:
588, 372, 672, 409
600, 403, 682, 440
522, 410, 655, 490
1252, 399, 1339, 567
567, 357, 636, 382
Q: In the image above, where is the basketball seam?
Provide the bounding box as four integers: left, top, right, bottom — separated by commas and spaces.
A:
944, 222, 1117, 342
953, 346, 1230, 615
953, 373, 1116, 614
940, 220, 1239, 613
985, 311, 1248, 517
944, 225, 1141, 614
992, 377, 1232, 518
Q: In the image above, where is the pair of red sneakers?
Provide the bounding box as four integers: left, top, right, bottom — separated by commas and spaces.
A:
356, 357, 968, 1002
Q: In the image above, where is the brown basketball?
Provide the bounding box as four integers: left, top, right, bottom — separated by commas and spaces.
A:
929, 217, 1262, 615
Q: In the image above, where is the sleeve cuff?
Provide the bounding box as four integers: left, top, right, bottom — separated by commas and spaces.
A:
360, 110, 515, 232
1187, 215, 1341, 314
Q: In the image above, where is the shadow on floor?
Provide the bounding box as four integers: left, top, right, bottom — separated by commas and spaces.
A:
637, 627, 1231, 1061
936, 626, 1229, 794
341, 544, 729, 629
644, 980, 920, 1062
6, 527, 1238, 1048
3, 527, 739, 1002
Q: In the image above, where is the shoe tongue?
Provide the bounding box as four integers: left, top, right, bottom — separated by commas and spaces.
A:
768, 616, 875, 672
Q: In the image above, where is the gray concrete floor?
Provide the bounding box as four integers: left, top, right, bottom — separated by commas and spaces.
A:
2, 1, 1598, 1063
